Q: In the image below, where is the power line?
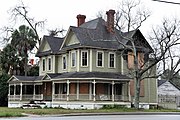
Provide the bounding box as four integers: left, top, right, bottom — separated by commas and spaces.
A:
152, 0, 180, 5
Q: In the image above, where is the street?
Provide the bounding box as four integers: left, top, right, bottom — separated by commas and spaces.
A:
1, 115, 180, 120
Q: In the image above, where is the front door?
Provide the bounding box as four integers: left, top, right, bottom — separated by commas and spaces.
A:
43, 82, 52, 101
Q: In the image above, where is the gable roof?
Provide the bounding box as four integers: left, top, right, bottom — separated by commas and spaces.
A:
36, 35, 64, 57
158, 80, 166, 87
8, 75, 43, 83
61, 18, 127, 50
158, 80, 180, 90
38, 17, 152, 56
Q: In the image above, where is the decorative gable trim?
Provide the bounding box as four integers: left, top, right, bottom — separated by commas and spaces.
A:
41, 74, 51, 81
7, 75, 19, 83
37, 36, 50, 54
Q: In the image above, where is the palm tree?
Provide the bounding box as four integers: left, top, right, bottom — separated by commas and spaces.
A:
11, 25, 37, 76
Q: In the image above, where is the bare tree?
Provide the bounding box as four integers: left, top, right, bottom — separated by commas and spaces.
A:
114, 0, 151, 109
96, 0, 180, 109
9, 1, 46, 48
48, 28, 66, 37
115, 0, 150, 32
121, 17, 180, 109
150, 18, 180, 80
96, 0, 152, 109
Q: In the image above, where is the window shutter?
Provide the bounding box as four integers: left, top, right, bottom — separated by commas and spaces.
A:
128, 52, 134, 69
130, 80, 144, 97
138, 52, 144, 69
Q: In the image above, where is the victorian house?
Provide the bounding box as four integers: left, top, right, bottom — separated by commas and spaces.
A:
8, 10, 157, 109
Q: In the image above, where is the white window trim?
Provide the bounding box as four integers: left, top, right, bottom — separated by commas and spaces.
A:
71, 51, 76, 67
96, 51, 104, 67
81, 50, 89, 67
108, 52, 116, 68
62, 55, 67, 70
47, 57, 52, 71
42, 58, 46, 72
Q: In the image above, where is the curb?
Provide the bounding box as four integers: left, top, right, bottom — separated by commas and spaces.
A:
41, 112, 180, 117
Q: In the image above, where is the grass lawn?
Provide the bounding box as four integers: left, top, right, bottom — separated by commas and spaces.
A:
0, 106, 180, 117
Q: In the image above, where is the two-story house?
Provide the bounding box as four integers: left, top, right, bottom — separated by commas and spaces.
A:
8, 9, 157, 109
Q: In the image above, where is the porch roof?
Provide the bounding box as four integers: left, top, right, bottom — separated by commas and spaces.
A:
8, 75, 43, 83
46, 72, 131, 81
8, 72, 131, 83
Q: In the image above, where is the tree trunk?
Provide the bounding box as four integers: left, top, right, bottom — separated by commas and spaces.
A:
24, 54, 28, 76
134, 77, 140, 109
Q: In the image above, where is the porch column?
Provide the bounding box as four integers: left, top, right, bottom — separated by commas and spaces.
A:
13, 84, 16, 100
67, 80, 70, 101
128, 82, 131, 101
8, 84, 10, 96
20, 83, 23, 100
14, 84, 16, 96
33, 84, 36, 100
77, 82, 79, 100
89, 82, 92, 100
52, 81, 55, 101
112, 81, 115, 102
92, 80, 96, 101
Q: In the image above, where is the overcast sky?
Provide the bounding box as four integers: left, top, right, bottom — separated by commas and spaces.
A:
1, 0, 180, 49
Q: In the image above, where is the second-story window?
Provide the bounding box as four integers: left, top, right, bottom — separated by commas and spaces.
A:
48, 57, 51, 71
81, 51, 88, 66
97, 51, 104, 67
109, 53, 115, 68
62, 55, 67, 70
42, 59, 46, 71
71, 51, 76, 67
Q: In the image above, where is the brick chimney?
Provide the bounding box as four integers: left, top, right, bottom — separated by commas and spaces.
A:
77, 14, 86, 27
106, 9, 115, 33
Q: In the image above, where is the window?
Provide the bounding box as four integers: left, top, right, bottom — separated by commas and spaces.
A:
81, 51, 88, 66
42, 59, 46, 71
71, 51, 76, 67
109, 53, 115, 68
62, 55, 67, 70
48, 58, 51, 71
97, 51, 104, 67
128, 52, 134, 69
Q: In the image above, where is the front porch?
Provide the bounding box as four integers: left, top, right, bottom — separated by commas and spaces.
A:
52, 80, 130, 102
8, 80, 130, 102
8, 73, 132, 109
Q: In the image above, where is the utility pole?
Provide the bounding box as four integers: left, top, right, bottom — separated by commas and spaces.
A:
152, 0, 180, 5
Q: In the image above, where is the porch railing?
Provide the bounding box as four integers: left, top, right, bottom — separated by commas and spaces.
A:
8, 94, 43, 101
53, 94, 129, 101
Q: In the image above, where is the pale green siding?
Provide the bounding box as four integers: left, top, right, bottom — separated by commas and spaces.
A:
41, 40, 51, 52
65, 33, 80, 46
91, 49, 121, 73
